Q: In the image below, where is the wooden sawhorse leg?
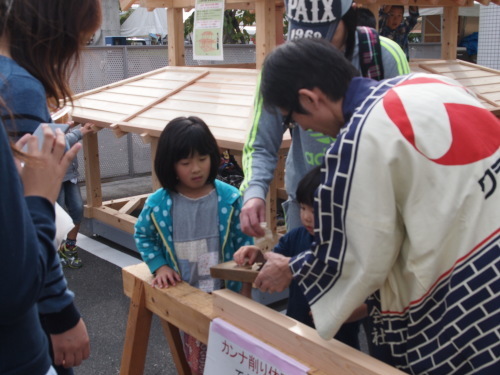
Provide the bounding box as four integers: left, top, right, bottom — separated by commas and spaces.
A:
120, 277, 192, 374
120, 278, 152, 375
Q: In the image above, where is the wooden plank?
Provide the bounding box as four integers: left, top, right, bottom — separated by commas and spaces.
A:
184, 82, 258, 95
120, 276, 153, 375
212, 289, 407, 375
71, 108, 125, 124
109, 70, 209, 127
210, 260, 260, 283
139, 102, 252, 119
72, 67, 169, 100
72, 98, 142, 114
122, 263, 215, 344
456, 75, 500, 87
127, 78, 190, 90
160, 320, 191, 375
154, 97, 252, 114
75, 92, 153, 106
107, 85, 171, 97
440, 70, 496, 80
170, 91, 255, 106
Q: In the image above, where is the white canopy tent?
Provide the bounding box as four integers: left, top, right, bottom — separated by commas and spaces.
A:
121, 7, 168, 38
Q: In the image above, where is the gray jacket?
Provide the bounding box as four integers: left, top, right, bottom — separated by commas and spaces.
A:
240, 34, 410, 208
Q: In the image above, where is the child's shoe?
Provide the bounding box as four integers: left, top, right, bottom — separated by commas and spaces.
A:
58, 242, 83, 269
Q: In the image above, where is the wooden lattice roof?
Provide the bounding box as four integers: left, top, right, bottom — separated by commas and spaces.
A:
70, 66, 270, 149
411, 60, 500, 117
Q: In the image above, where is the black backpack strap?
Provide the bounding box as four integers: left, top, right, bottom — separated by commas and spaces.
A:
356, 26, 385, 81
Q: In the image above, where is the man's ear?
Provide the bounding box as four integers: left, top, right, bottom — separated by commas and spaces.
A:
298, 88, 320, 113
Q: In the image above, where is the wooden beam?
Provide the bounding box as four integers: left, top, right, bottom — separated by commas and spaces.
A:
212, 289, 407, 375
167, 7, 185, 66
120, 0, 137, 11
86, 206, 137, 233
442, 7, 459, 60
118, 196, 144, 215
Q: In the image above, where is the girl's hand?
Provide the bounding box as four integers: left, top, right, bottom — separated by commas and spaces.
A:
19, 124, 81, 204
79, 122, 96, 136
152, 265, 182, 288
234, 245, 263, 266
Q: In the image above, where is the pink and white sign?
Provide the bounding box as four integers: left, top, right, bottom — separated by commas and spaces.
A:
204, 318, 310, 375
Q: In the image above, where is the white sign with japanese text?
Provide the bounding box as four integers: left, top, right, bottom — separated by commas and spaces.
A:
193, 0, 224, 61
204, 318, 310, 375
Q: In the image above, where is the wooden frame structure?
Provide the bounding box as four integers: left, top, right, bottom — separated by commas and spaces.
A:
120, 262, 407, 375
71, 66, 290, 236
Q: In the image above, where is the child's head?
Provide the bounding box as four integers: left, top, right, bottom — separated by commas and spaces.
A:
296, 165, 322, 235
154, 116, 220, 192
387, 6, 404, 30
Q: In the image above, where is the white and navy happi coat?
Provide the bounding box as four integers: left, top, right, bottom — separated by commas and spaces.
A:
290, 74, 500, 375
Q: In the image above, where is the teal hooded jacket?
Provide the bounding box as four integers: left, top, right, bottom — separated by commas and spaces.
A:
134, 179, 253, 292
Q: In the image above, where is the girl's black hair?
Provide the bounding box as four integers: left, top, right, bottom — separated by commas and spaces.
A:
342, 6, 358, 61
154, 116, 220, 192
296, 165, 322, 207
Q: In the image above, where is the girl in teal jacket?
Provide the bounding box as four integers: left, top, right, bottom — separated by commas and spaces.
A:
134, 117, 253, 374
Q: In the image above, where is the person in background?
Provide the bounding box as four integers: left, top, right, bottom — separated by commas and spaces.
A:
235, 166, 366, 349
0, 1, 102, 373
134, 117, 253, 374
252, 37, 500, 374
378, 5, 419, 61
0, 118, 82, 375
239, 0, 409, 238
57, 122, 96, 269
356, 7, 376, 28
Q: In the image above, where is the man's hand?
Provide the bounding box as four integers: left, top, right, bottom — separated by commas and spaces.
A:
51, 318, 90, 368
254, 252, 292, 293
240, 198, 266, 237
234, 245, 263, 266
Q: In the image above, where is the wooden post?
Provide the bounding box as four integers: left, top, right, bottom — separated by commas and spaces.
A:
150, 137, 160, 191
441, 7, 459, 60
82, 131, 102, 209
168, 7, 186, 66
255, 0, 277, 69
120, 276, 153, 375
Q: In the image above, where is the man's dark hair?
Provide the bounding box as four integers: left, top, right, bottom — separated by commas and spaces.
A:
154, 116, 220, 192
357, 8, 376, 29
261, 38, 359, 116
296, 165, 322, 207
